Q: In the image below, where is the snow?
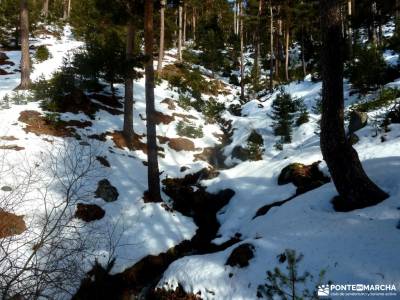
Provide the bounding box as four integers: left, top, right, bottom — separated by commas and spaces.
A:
1, 23, 400, 299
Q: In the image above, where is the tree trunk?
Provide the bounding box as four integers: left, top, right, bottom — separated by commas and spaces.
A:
239, 0, 245, 101
178, 1, 183, 62
18, 0, 30, 90
183, 3, 187, 44
347, 0, 353, 57
123, 19, 135, 146
144, 0, 162, 202
42, 0, 49, 18
301, 25, 306, 78
157, 0, 166, 73
234, 1, 237, 35
63, 0, 68, 19
284, 24, 290, 82
269, 0, 274, 91
320, 0, 388, 211
192, 7, 196, 42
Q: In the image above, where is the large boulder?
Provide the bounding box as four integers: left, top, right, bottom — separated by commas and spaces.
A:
95, 179, 119, 202
348, 110, 368, 134
75, 203, 105, 222
225, 243, 255, 268
278, 162, 330, 194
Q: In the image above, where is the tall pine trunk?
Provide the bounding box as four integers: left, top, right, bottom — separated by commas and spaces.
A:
320, 0, 388, 211
18, 0, 30, 90
145, 0, 162, 202
157, 0, 166, 73
269, 0, 274, 91
123, 19, 135, 145
239, 0, 245, 101
284, 23, 290, 82
178, 1, 183, 62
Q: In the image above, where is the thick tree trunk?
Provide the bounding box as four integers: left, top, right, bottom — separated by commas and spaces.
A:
239, 0, 245, 101
18, 0, 30, 90
183, 3, 187, 44
234, 1, 237, 35
157, 0, 166, 73
123, 19, 135, 145
301, 26, 306, 78
144, 0, 162, 202
269, 0, 274, 91
320, 0, 388, 211
178, 1, 183, 61
192, 7, 196, 42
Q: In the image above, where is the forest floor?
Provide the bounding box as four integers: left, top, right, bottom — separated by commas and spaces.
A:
0, 26, 399, 299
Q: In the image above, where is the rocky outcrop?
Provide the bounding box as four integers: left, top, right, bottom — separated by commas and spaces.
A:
225, 243, 255, 268
348, 110, 368, 134
95, 179, 119, 202
75, 203, 105, 222
278, 162, 330, 194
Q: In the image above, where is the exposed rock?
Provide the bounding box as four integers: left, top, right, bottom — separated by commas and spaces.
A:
180, 166, 190, 172
0, 68, 10, 75
1, 186, 12, 192
0, 145, 24, 151
95, 179, 119, 202
0, 136, 18, 141
75, 203, 105, 222
248, 130, 263, 145
348, 110, 368, 134
149, 285, 202, 300
161, 98, 176, 110
231, 145, 250, 161
96, 156, 110, 168
79, 141, 90, 146
0, 210, 26, 238
0, 52, 9, 61
168, 138, 195, 151
194, 147, 226, 168
225, 243, 255, 268
278, 162, 330, 194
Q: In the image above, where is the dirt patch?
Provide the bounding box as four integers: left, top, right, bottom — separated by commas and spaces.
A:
0, 60, 14, 66
0, 145, 25, 151
0, 68, 11, 75
168, 138, 195, 151
0, 210, 27, 238
172, 113, 198, 122
161, 98, 176, 110
110, 131, 147, 153
89, 93, 123, 109
18, 110, 74, 137
0, 136, 18, 141
194, 147, 226, 168
154, 111, 174, 125
75, 203, 105, 222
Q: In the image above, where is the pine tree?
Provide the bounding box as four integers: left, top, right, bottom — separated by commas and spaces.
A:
270, 90, 297, 144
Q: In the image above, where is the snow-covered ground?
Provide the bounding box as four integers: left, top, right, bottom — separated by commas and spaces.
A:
0, 25, 399, 299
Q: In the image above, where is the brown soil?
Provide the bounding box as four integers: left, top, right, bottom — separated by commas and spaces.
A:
168, 138, 195, 151
18, 111, 74, 137
0, 210, 27, 238
64, 120, 93, 128
0, 68, 11, 75
0, 60, 15, 66
75, 203, 105, 222
172, 113, 198, 122
0, 145, 25, 151
0, 136, 18, 141
110, 131, 147, 153
161, 98, 176, 110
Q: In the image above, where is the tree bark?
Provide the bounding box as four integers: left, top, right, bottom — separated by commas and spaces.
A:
239, 0, 245, 101
269, 0, 274, 91
18, 0, 30, 90
178, 1, 183, 61
320, 0, 388, 211
123, 19, 135, 146
284, 22, 290, 82
145, 0, 162, 202
183, 3, 187, 44
42, 0, 49, 18
157, 0, 166, 73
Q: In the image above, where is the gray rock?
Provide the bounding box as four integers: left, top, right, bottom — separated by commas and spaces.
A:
95, 179, 119, 202
349, 111, 368, 134
1, 186, 12, 192
231, 145, 250, 161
